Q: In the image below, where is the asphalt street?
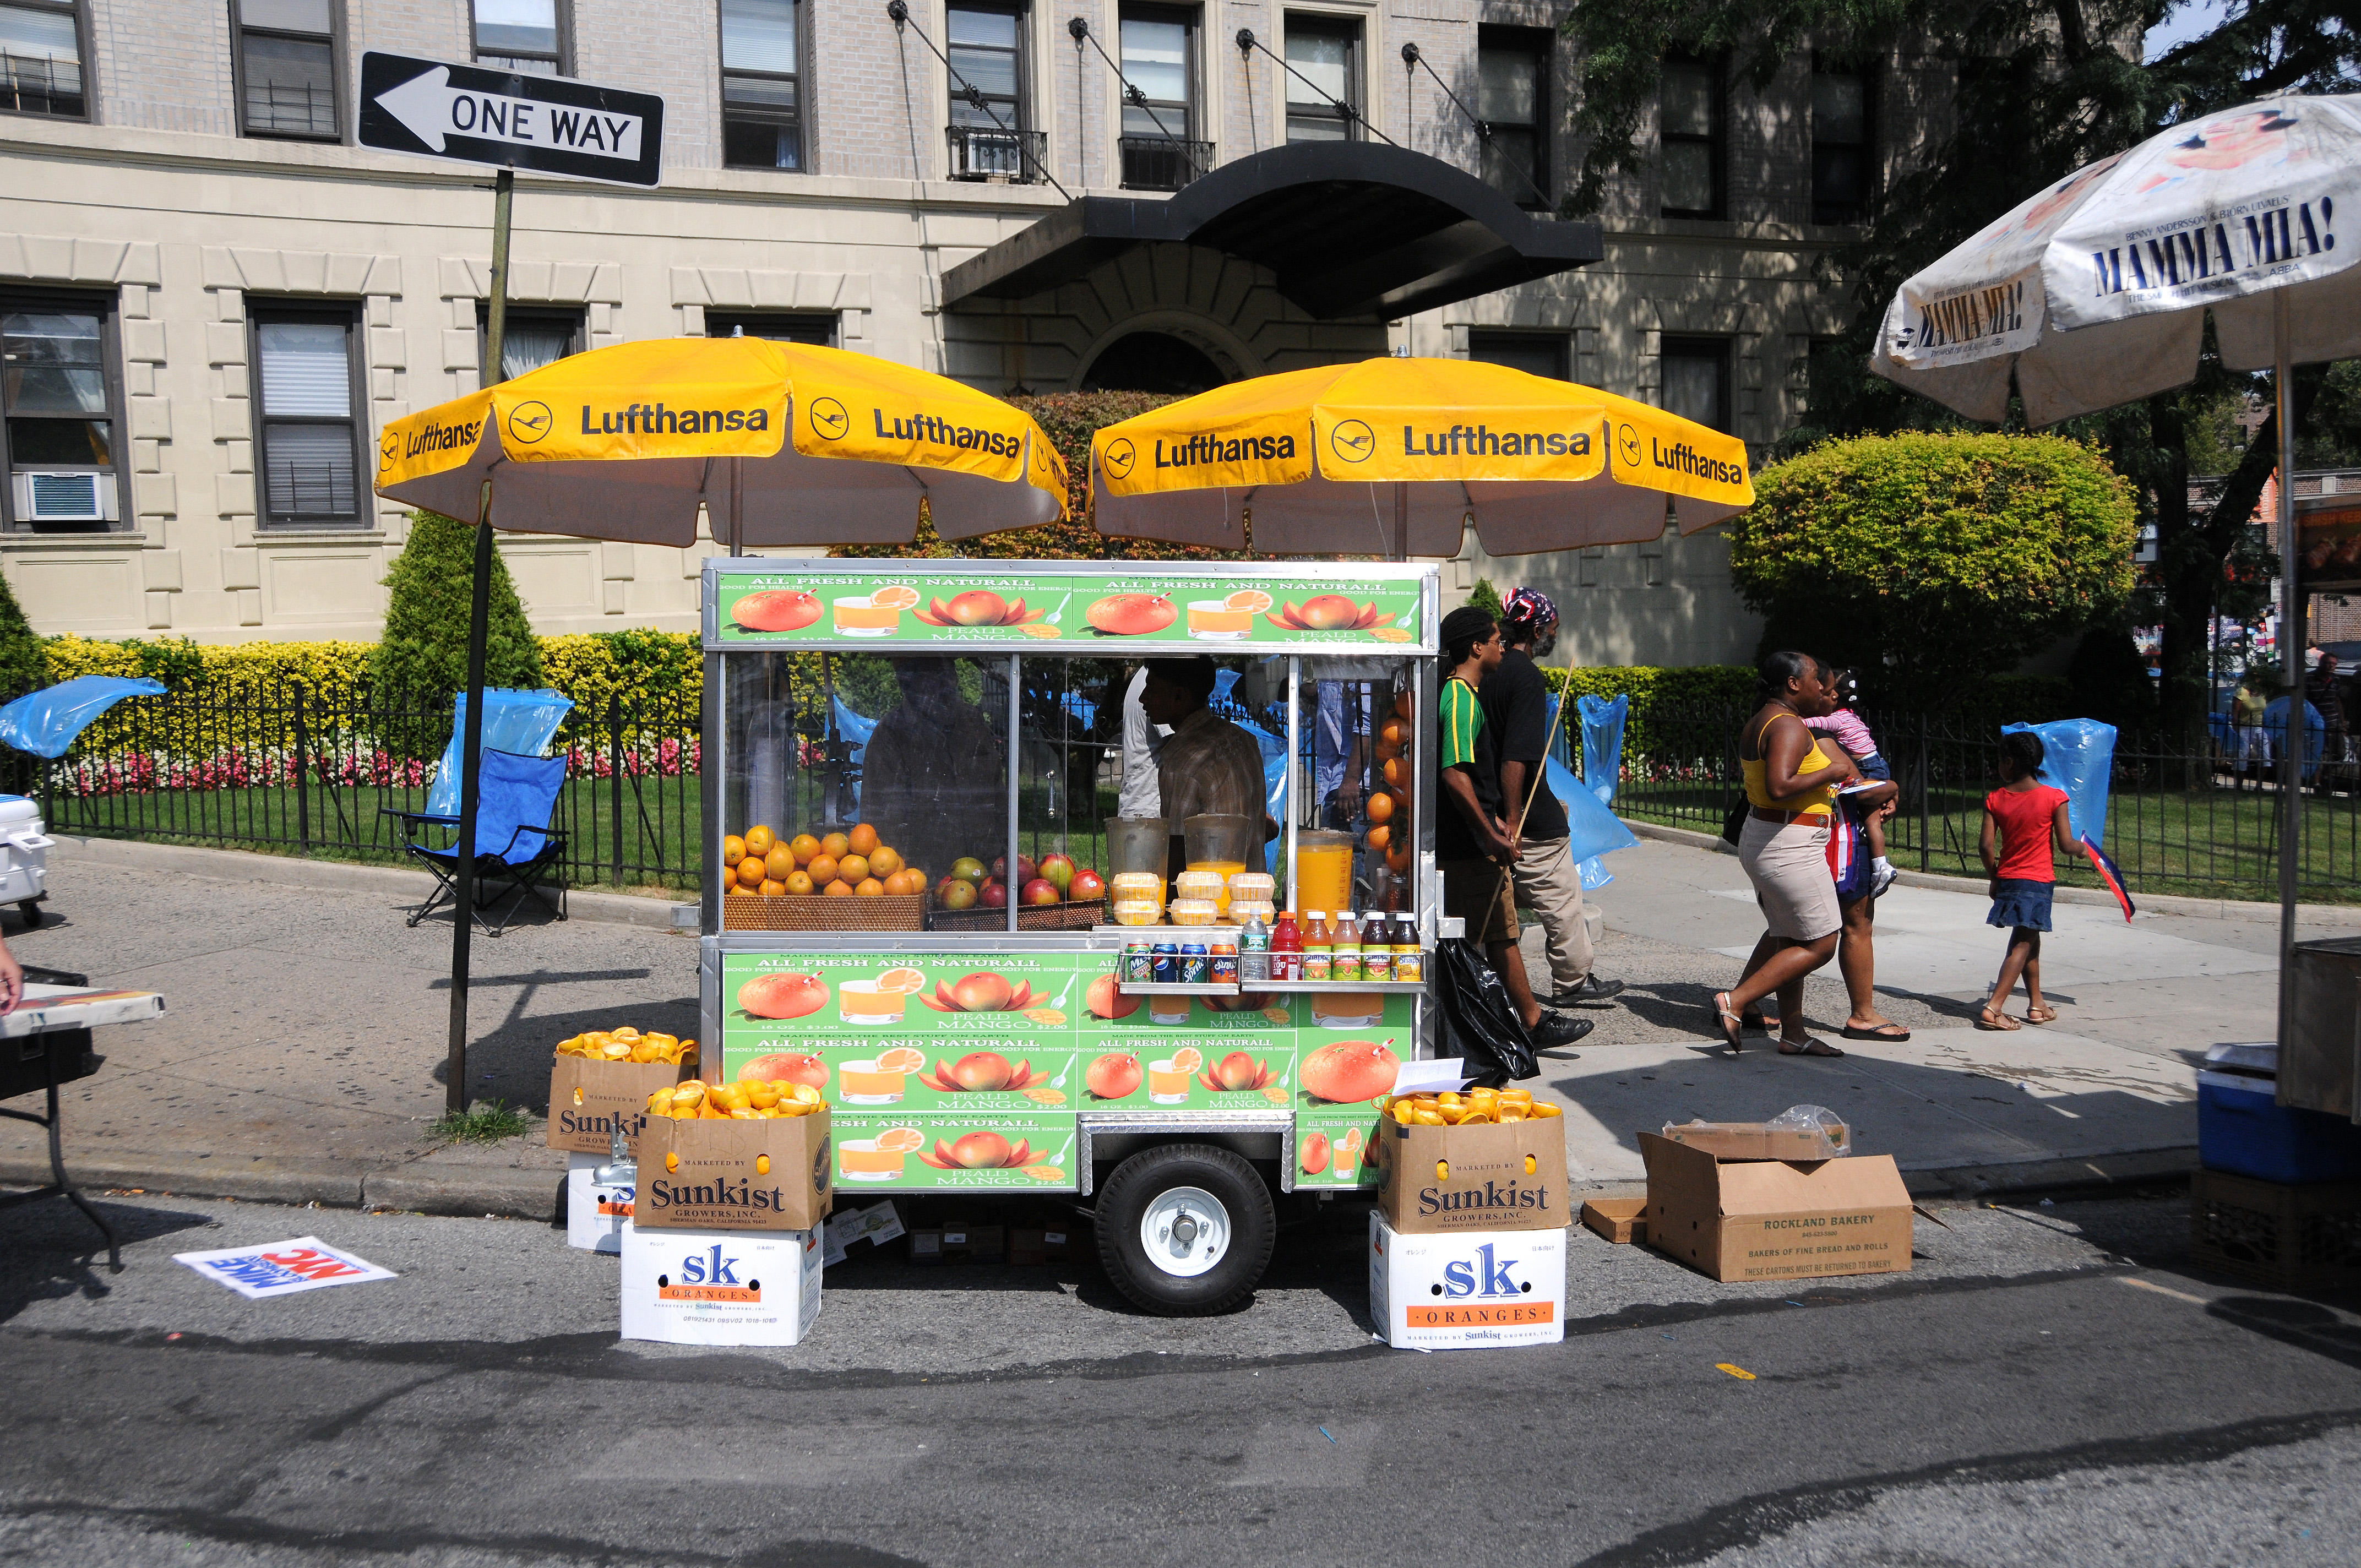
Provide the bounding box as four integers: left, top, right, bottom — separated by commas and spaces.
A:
4, 1188, 2358, 1566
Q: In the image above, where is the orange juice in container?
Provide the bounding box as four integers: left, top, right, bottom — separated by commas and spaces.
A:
1292, 830, 1356, 919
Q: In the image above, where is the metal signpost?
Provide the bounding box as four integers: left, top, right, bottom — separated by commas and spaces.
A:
358, 52, 664, 1112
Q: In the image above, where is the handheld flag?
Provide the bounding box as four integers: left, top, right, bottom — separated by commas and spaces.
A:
2082, 834, 2135, 922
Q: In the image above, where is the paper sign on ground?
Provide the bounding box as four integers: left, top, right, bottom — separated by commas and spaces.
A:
173, 1237, 397, 1299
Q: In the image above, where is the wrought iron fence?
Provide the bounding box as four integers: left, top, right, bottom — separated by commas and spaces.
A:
1559, 703, 2361, 902
34, 681, 704, 894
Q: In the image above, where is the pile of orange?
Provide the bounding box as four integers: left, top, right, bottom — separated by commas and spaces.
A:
1368, 692, 1415, 874
646, 1079, 828, 1119
722, 821, 926, 899
556, 1027, 696, 1066
1385, 1086, 1562, 1126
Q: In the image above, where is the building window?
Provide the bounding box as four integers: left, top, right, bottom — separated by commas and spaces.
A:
945, 2, 1037, 180
1659, 53, 1722, 219
2, 291, 122, 532
472, 0, 567, 76
721, 0, 802, 171
1468, 330, 1569, 382
1477, 28, 1547, 207
1, 0, 85, 119
250, 304, 366, 529
1812, 61, 1871, 225
233, 0, 339, 141
1119, 4, 1201, 191
477, 304, 583, 384
1283, 13, 1358, 144
1659, 336, 1731, 432
707, 312, 837, 346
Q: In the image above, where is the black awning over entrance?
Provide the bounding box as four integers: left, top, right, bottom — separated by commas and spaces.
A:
940, 142, 1603, 320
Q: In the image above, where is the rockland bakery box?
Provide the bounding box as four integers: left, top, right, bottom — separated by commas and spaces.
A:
1639, 1131, 1913, 1282
635, 1111, 833, 1232
1373, 1115, 1570, 1234
547, 1056, 690, 1156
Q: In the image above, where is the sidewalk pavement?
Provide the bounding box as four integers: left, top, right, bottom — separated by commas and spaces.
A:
4, 836, 2356, 1219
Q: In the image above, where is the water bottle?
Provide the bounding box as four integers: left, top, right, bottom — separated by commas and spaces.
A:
1240, 912, 1271, 983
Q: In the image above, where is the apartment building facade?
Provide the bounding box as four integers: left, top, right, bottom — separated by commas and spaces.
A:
1, 0, 1923, 662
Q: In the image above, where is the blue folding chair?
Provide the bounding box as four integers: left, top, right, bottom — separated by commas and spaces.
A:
388, 749, 570, 936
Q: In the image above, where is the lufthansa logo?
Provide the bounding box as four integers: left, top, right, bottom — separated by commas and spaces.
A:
1330, 420, 1375, 464
378, 434, 399, 474
809, 397, 850, 441
507, 401, 553, 445
1616, 423, 1640, 466
1102, 437, 1136, 478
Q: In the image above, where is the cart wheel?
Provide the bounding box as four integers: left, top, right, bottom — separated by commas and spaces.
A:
1094, 1144, 1275, 1316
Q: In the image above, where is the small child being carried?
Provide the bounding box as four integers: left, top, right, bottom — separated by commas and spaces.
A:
1804, 668, 1896, 897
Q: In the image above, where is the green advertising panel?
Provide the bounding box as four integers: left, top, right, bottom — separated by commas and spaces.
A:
835, 1111, 1077, 1192
722, 952, 1084, 1077
1294, 1107, 1384, 1190
1072, 1032, 1297, 1112
716, 569, 1423, 650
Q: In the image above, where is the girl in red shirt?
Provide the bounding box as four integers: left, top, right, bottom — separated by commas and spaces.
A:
1976, 731, 2096, 1030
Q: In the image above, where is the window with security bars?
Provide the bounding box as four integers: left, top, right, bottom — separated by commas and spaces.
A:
477, 304, 584, 384
1118, 4, 1201, 190
1812, 61, 1872, 225
1283, 14, 1357, 143
1659, 54, 1722, 219
234, 0, 339, 141
946, 2, 1038, 179
1, 0, 85, 119
707, 312, 837, 346
1659, 336, 1731, 432
474, 0, 567, 75
2, 291, 123, 532
1477, 28, 1548, 208
251, 304, 366, 528
721, 0, 802, 171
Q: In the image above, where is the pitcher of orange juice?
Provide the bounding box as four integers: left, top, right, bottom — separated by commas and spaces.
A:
1292, 830, 1355, 918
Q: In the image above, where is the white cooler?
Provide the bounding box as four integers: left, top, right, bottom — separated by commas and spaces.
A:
0, 795, 50, 910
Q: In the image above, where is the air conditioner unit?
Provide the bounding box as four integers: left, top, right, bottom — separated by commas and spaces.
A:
10, 471, 119, 523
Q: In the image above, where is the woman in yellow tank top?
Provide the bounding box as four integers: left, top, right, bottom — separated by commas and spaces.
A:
1742, 725, 1838, 815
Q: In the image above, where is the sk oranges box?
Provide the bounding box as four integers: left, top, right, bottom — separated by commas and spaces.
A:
1368, 1211, 1566, 1350
635, 1109, 834, 1232
1638, 1131, 1912, 1283
1373, 1114, 1570, 1235
619, 1221, 823, 1347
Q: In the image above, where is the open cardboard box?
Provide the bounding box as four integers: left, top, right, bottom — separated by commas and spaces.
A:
546, 1055, 692, 1155
635, 1110, 834, 1232
1638, 1131, 1912, 1282
1373, 1115, 1569, 1235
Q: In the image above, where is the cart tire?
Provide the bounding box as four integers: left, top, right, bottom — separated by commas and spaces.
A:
1095, 1143, 1275, 1316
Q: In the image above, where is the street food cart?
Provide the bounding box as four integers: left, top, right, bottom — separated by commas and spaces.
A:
697, 557, 1439, 1311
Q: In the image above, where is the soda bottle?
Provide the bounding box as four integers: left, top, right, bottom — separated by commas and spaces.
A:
1303, 911, 1334, 983
1332, 911, 1363, 983
1240, 913, 1271, 983
1271, 911, 1302, 981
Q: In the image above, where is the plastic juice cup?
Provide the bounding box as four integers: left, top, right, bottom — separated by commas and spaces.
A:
1148, 1060, 1192, 1103
1312, 993, 1384, 1029
1292, 838, 1354, 919
838, 1060, 906, 1103
1149, 995, 1193, 1026
837, 981, 906, 1025
1333, 1140, 1360, 1178
834, 595, 900, 635
1187, 600, 1253, 640
840, 1139, 906, 1180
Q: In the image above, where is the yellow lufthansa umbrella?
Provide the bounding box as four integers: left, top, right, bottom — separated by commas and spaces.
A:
1086, 358, 1751, 557
376, 336, 1069, 548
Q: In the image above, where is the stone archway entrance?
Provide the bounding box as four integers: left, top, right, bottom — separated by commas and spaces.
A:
1080, 331, 1226, 394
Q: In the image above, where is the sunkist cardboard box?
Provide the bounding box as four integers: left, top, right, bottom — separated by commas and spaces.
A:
547, 1056, 692, 1156
619, 1220, 823, 1347
1638, 1131, 1913, 1283
635, 1110, 834, 1233
1368, 1210, 1566, 1349
1372, 1115, 1570, 1234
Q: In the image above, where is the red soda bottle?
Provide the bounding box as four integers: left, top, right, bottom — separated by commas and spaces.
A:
1270, 911, 1303, 982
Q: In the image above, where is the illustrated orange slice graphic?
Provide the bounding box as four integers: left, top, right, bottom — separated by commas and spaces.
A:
1022, 1007, 1068, 1026
875, 1126, 926, 1153
875, 966, 928, 994
1020, 624, 1062, 639
1224, 589, 1274, 614
868, 585, 921, 610
1024, 1165, 1065, 1182
1370, 627, 1413, 644
1171, 1046, 1204, 1074
875, 1046, 927, 1075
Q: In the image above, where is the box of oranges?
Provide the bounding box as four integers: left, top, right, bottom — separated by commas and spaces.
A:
637, 1087, 834, 1233
1372, 1087, 1570, 1235
722, 821, 928, 932
547, 1027, 697, 1155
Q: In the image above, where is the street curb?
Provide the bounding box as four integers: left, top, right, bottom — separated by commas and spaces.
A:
1, 1152, 564, 1222
47, 834, 684, 932
1617, 817, 2353, 924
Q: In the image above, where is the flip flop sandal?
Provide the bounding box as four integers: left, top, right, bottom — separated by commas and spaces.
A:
1841, 1023, 1912, 1042
2025, 1006, 2058, 1025
1712, 993, 1745, 1053
1777, 1036, 1846, 1057
1742, 1011, 1770, 1033
1976, 1006, 2022, 1032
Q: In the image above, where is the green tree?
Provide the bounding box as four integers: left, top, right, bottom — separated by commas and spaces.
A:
1463, 578, 1506, 622
1560, 0, 2361, 738
372, 509, 543, 700
1730, 433, 2139, 704
0, 570, 43, 699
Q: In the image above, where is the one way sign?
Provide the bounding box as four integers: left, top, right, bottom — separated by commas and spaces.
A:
358, 52, 663, 186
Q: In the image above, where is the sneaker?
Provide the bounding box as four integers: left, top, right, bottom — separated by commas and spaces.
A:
1870, 862, 1899, 898
1530, 1011, 1594, 1050
1549, 974, 1625, 1009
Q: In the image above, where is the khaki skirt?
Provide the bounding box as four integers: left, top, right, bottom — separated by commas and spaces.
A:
1738, 814, 1840, 941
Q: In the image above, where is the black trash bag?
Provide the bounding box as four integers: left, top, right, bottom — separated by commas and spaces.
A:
1432, 937, 1538, 1088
